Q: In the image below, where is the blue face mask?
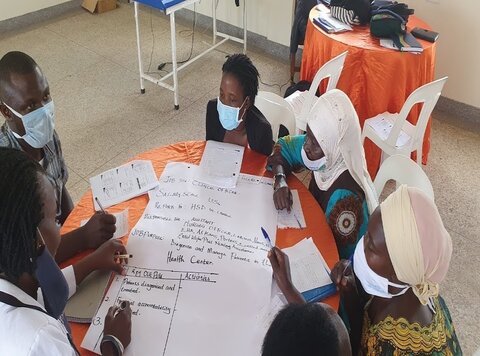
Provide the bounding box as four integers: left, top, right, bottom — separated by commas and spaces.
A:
34, 229, 69, 320
4, 101, 55, 149
217, 97, 247, 131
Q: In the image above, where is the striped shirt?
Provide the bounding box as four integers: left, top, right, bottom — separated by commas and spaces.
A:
0, 123, 69, 220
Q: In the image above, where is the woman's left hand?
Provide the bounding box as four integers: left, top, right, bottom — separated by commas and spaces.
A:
86, 239, 128, 275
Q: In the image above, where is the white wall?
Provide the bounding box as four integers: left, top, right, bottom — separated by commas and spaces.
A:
193, 0, 294, 47
2, 0, 478, 108
0, 0, 71, 21
401, 0, 479, 108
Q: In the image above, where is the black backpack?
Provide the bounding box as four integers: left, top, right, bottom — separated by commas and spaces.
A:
371, 0, 414, 21
370, 0, 414, 38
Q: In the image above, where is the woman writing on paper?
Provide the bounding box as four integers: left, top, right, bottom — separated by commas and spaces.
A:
268, 89, 378, 259
269, 186, 462, 354
206, 54, 274, 156
330, 185, 462, 354
0, 148, 132, 356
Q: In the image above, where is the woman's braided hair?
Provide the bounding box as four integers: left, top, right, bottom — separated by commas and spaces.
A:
222, 53, 260, 105
0, 147, 44, 280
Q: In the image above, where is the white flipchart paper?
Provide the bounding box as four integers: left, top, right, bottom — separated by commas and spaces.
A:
82, 162, 278, 356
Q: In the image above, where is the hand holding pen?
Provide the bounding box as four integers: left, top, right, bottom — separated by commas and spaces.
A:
80, 197, 117, 248
330, 257, 356, 294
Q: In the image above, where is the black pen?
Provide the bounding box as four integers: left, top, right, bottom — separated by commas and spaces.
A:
95, 197, 107, 214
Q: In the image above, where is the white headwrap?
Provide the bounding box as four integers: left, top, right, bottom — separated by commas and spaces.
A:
307, 89, 378, 213
381, 185, 452, 305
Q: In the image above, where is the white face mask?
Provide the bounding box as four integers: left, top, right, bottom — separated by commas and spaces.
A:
301, 146, 326, 171
3, 101, 55, 149
353, 236, 410, 299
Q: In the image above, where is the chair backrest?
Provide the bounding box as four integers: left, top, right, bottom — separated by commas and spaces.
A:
386, 77, 448, 148
257, 91, 292, 111
297, 51, 348, 131
374, 154, 435, 200
255, 93, 296, 139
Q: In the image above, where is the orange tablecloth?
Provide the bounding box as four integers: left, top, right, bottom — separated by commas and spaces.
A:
60, 141, 339, 355
301, 8, 436, 177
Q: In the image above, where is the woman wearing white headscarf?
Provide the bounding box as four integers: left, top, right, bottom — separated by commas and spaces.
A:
329, 185, 462, 355
268, 89, 378, 259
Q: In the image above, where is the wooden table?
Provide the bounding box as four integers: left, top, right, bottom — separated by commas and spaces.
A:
60, 141, 340, 354
301, 8, 437, 177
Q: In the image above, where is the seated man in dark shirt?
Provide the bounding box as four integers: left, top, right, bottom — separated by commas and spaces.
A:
290, 0, 318, 84
205, 54, 273, 156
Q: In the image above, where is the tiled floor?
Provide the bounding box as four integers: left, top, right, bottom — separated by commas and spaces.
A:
1, 3, 479, 354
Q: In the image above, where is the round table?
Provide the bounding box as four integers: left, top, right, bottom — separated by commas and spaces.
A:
60, 141, 340, 354
301, 8, 436, 177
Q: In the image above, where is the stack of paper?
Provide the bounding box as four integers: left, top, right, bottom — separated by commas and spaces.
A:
313, 13, 352, 34
282, 238, 336, 302
90, 160, 159, 210
380, 32, 423, 53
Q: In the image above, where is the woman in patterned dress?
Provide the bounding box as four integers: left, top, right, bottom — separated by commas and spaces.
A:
330, 185, 462, 355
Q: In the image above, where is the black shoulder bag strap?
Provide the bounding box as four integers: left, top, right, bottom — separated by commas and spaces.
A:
0, 291, 80, 355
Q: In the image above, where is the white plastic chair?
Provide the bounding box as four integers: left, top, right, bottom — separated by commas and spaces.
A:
255, 93, 296, 139
374, 154, 435, 200
361, 77, 448, 166
296, 51, 348, 132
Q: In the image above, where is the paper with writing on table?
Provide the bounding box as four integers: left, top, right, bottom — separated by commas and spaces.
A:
80, 209, 129, 239
282, 238, 331, 293
277, 190, 306, 229
198, 140, 245, 188
368, 113, 412, 148
89, 160, 158, 210
82, 162, 278, 356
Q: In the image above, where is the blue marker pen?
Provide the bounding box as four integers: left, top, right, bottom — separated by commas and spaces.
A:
261, 227, 274, 249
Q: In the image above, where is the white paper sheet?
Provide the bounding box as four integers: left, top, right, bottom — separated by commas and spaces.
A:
277, 190, 306, 229
255, 294, 287, 338
282, 238, 331, 293
80, 209, 129, 239
197, 141, 245, 188
82, 162, 278, 356
316, 3, 330, 13
90, 160, 158, 210
368, 113, 412, 148
284, 90, 308, 120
